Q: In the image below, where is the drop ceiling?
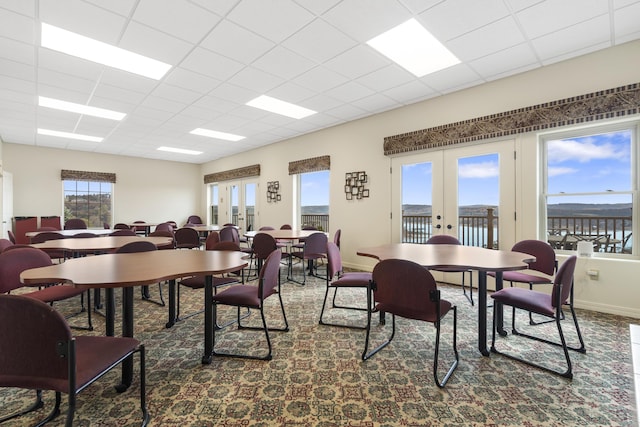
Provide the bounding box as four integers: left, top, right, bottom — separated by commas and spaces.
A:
0, 0, 639, 164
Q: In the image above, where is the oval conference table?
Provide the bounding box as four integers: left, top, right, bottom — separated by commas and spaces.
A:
356, 243, 535, 357
20, 249, 248, 390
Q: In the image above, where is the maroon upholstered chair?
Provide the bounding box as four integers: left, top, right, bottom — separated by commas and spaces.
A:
0, 247, 92, 330
426, 235, 474, 305
119, 239, 165, 307
154, 222, 174, 233
363, 258, 458, 388
289, 232, 327, 285
30, 231, 67, 262
252, 232, 289, 275
332, 228, 341, 250
212, 249, 289, 360
110, 229, 137, 236
7, 230, 16, 244
319, 242, 372, 329
113, 223, 131, 230
63, 218, 87, 230
177, 241, 243, 323
187, 215, 203, 225
490, 255, 585, 378
0, 294, 148, 426
174, 227, 201, 249
0, 238, 13, 252
489, 239, 557, 325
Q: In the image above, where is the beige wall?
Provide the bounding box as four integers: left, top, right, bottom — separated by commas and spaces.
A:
201, 40, 640, 318
0, 41, 638, 317
2, 144, 201, 227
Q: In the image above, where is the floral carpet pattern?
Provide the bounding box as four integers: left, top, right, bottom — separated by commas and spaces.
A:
1, 266, 637, 426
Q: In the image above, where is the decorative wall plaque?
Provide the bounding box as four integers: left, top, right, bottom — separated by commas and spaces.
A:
267, 181, 281, 202
345, 171, 369, 200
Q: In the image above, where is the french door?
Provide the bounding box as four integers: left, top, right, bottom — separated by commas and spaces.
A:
224, 180, 258, 233
391, 140, 515, 249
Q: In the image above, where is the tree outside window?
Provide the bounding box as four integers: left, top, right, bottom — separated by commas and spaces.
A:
63, 180, 112, 228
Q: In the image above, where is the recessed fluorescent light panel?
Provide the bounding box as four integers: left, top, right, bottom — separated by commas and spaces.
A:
41, 23, 171, 80
39, 96, 126, 120
190, 128, 245, 141
367, 18, 460, 77
246, 95, 316, 119
37, 128, 103, 142
157, 146, 202, 155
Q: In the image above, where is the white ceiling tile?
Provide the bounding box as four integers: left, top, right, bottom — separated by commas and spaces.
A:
200, 20, 275, 65
267, 82, 316, 104
398, 0, 442, 14
322, 0, 412, 41
37, 68, 96, 95
93, 82, 148, 105
119, 21, 193, 65
469, 43, 539, 78
282, 18, 357, 63
447, 17, 526, 62
299, 93, 343, 111
132, 0, 220, 43
324, 45, 388, 79
208, 82, 257, 104
0, 74, 36, 95
0, 1, 35, 16
0, 57, 35, 81
420, 63, 482, 93
164, 67, 221, 94
151, 83, 202, 105
383, 80, 438, 104
0, 37, 34, 65
516, 0, 608, 39
37, 48, 104, 82
356, 64, 415, 91
351, 93, 400, 113
293, 66, 349, 92
531, 15, 611, 63
226, 0, 315, 43
228, 67, 284, 94
614, 2, 640, 42
83, 0, 137, 17
39, 0, 126, 45
181, 47, 245, 81
252, 46, 316, 80
324, 81, 375, 103
0, 7, 35, 44
293, 0, 341, 15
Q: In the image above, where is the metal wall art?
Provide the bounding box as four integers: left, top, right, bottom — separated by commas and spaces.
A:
344, 171, 369, 200
267, 181, 281, 202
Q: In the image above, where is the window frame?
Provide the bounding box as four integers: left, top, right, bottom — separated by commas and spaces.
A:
540, 119, 639, 257
63, 179, 113, 228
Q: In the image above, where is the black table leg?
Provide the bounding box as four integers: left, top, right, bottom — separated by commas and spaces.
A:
202, 275, 213, 364
166, 279, 176, 328
116, 287, 134, 392
105, 288, 115, 337
494, 271, 506, 336
477, 271, 490, 356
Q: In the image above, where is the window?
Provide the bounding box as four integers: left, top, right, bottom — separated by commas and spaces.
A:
209, 184, 218, 225
63, 180, 112, 228
543, 123, 636, 255
299, 170, 329, 231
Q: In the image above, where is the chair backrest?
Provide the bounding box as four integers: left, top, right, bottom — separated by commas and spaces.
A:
73, 232, 98, 238
30, 231, 66, 244
511, 239, 556, 276
303, 232, 328, 257
326, 241, 342, 279
113, 223, 131, 230
115, 240, 157, 254
64, 218, 87, 230
148, 230, 176, 249
252, 233, 278, 260
175, 227, 200, 248
211, 241, 241, 252
259, 226, 275, 231
187, 215, 203, 225
110, 229, 137, 236
204, 232, 220, 250
302, 225, 317, 231
219, 226, 240, 244
333, 229, 341, 249
0, 294, 72, 384
551, 255, 577, 307
103, 222, 110, 229
258, 249, 282, 300
426, 235, 461, 245
372, 258, 439, 321
0, 238, 13, 252
155, 222, 174, 233
0, 247, 52, 294
7, 230, 16, 244
280, 224, 292, 230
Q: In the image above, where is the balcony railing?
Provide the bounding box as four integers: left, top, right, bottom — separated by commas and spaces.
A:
301, 214, 329, 232
402, 211, 633, 253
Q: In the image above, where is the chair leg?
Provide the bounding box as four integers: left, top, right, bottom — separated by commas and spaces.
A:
433, 306, 459, 388
362, 312, 396, 360
139, 345, 150, 427
140, 283, 166, 307
319, 286, 368, 329
0, 390, 45, 423
68, 290, 93, 331
34, 391, 61, 427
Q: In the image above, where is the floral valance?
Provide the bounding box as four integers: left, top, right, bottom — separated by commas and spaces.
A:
204, 164, 260, 184
288, 155, 330, 175
61, 169, 116, 183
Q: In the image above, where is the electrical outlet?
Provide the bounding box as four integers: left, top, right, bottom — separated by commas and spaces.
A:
587, 269, 599, 280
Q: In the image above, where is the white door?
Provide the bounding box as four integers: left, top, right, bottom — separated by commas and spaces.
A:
224, 180, 258, 233
392, 140, 515, 249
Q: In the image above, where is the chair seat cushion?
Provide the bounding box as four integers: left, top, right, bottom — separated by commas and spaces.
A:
489, 270, 551, 285
212, 284, 272, 308
490, 287, 554, 317
73, 336, 140, 392
332, 272, 371, 287
376, 299, 452, 323
24, 285, 85, 303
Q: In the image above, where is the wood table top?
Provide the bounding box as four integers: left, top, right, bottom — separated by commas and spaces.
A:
25, 228, 114, 238
244, 229, 325, 240
21, 249, 248, 288
29, 236, 173, 252
357, 243, 535, 271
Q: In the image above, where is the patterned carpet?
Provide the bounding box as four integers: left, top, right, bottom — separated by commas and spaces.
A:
1, 263, 637, 426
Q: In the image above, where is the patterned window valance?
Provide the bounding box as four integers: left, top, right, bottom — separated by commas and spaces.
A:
288, 155, 330, 175
384, 82, 640, 156
204, 164, 260, 184
61, 169, 116, 183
